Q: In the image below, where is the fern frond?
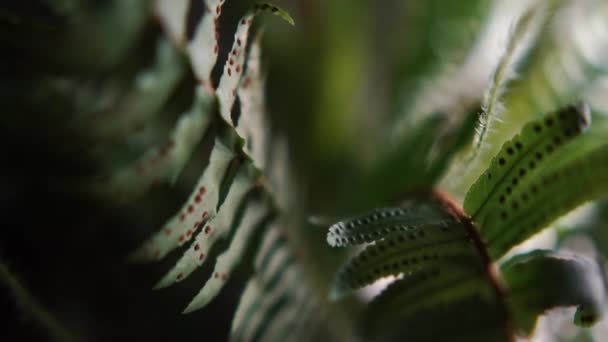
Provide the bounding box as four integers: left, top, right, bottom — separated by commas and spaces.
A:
363, 264, 505, 341
487, 131, 608, 258
103, 86, 215, 200
231, 224, 326, 342
327, 201, 456, 248
183, 202, 272, 313
472, 6, 539, 157
501, 250, 606, 334
154, 166, 255, 289
326, 196, 492, 302
464, 103, 590, 221
129, 139, 234, 262
446, 0, 608, 198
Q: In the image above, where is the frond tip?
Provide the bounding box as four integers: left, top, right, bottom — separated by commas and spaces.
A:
501, 250, 607, 334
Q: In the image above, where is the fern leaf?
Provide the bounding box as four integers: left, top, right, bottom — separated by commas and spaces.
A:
216, 3, 294, 125
104, 86, 215, 199
364, 290, 508, 341
155, 0, 191, 46
86, 38, 185, 141
183, 203, 271, 313
501, 250, 606, 334
486, 129, 608, 258
186, 0, 225, 86
129, 139, 234, 262
472, 7, 538, 156
230, 225, 323, 342
327, 201, 456, 248
454, 0, 608, 196
330, 221, 480, 300
326, 196, 489, 300
464, 103, 590, 223
236, 33, 270, 170
154, 167, 254, 288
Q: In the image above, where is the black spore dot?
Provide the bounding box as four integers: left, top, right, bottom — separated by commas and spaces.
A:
499, 158, 506, 166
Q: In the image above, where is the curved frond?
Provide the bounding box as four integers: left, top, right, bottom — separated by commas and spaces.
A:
501, 250, 607, 334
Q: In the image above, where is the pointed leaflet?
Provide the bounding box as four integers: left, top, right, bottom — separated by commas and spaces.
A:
155, 167, 253, 288
330, 220, 481, 300
183, 203, 270, 313
130, 139, 234, 262
501, 250, 606, 334
216, 3, 294, 124
88, 38, 185, 141
327, 200, 457, 247
105, 85, 214, 200
155, 0, 190, 45
485, 120, 608, 259
231, 225, 286, 335
236, 33, 270, 170
472, 7, 538, 157
464, 103, 590, 223
455, 0, 608, 195
230, 225, 306, 342
187, 0, 225, 85
258, 285, 315, 342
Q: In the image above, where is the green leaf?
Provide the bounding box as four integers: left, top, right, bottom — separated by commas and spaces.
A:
501, 250, 606, 334
184, 0, 224, 86
216, 3, 294, 126
453, 0, 608, 196
363, 280, 508, 341
471, 7, 539, 158
154, 166, 254, 288
129, 139, 235, 262
330, 219, 481, 300
183, 203, 270, 313
236, 33, 271, 171
103, 86, 215, 200
464, 103, 590, 234
83, 38, 185, 141
230, 225, 325, 342
487, 135, 608, 259
327, 199, 457, 248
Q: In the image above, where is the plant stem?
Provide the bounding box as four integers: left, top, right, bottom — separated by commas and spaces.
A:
0, 261, 75, 341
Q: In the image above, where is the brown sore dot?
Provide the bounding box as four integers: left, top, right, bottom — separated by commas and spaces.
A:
177, 273, 183, 281
199, 253, 205, 261
188, 205, 194, 213
179, 213, 186, 222
194, 243, 200, 251
194, 195, 201, 203
204, 226, 212, 234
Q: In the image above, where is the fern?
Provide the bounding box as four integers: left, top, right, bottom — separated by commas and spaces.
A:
6, 0, 608, 341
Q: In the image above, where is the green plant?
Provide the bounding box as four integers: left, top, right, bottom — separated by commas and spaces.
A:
3, 0, 608, 341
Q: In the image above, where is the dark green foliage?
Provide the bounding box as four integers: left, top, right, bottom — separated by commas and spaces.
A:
501, 250, 606, 334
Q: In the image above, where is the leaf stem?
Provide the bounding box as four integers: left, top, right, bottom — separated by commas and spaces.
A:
0, 261, 75, 341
